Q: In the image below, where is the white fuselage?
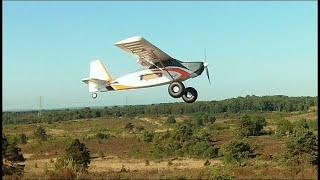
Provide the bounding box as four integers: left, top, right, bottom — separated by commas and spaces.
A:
108, 66, 196, 91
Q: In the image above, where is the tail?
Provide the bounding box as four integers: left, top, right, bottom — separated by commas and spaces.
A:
82, 60, 113, 92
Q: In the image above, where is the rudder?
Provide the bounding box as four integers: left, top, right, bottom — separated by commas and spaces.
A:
90, 60, 113, 81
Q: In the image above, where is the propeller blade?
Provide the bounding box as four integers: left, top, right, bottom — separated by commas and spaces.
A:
205, 67, 211, 85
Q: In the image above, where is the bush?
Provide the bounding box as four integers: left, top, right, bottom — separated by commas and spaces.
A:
124, 122, 134, 132
211, 167, 235, 180
143, 131, 155, 142
2, 134, 8, 156
166, 115, 176, 124
4, 142, 25, 163
65, 139, 90, 171
237, 115, 266, 137
191, 113, 216, 127
34, 126, 48, 141
2, 135, 25, 176
152, 121, 219, 159
14, 134, 28, 144
276, 119, 293, 136
95, 133, 110, 140
223, 138, 255, 166
285, 127, 318, 166
204, 159, 211, 166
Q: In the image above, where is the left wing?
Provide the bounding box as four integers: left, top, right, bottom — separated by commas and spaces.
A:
115, 36, 173, 68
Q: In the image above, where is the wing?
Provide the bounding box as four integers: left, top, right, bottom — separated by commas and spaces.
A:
115, 36, 173, 68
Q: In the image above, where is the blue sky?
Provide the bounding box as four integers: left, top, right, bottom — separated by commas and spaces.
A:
3, 1, 317, 110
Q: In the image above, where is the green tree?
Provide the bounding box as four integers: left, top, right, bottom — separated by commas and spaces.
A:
237, 115, 266, 137
65, 139, 91, 170
285, 128, 318, 166
237, 115, 254, 137
251, 116, 267, 135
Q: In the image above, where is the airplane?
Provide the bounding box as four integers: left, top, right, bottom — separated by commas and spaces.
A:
82, 36, 211, 103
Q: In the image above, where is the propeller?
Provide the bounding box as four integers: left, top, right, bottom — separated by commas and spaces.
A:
203, 49, 211, 85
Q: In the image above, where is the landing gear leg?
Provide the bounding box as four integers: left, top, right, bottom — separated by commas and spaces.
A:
92, 93, 98, 99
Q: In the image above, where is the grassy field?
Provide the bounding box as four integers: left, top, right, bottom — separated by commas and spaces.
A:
3, 109, 318, 179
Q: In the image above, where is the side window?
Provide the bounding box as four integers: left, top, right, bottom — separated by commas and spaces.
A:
140, 73, 162, 80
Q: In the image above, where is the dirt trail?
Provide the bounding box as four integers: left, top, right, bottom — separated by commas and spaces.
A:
23, 155, 222, 174
89, 157, 222, 173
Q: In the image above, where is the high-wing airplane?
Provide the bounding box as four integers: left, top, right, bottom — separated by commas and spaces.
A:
82, 36, 211, 103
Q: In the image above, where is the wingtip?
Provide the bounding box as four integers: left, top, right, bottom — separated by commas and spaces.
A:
115, 36, 144, 45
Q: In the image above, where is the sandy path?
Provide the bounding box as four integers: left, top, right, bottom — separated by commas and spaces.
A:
89, 157, 222, 173
23, 155, 222, 174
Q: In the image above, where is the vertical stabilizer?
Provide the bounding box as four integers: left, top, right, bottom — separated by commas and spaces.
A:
90, 60, 113, 81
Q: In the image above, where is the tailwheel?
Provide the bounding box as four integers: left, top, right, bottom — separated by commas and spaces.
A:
182, 87, 198, 103
168, 81, 185, 98
92, 93, 98, 99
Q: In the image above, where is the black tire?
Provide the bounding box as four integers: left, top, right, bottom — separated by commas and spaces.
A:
168, 81, 185, 98
182, 87, 198, 103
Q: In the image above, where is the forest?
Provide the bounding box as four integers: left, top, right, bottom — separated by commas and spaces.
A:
3, 95, 317, 125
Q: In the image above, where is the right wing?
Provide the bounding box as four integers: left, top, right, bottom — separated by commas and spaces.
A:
115, 36, 173, 68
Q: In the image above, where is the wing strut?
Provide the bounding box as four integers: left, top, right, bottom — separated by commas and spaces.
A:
158, 61, 174, 80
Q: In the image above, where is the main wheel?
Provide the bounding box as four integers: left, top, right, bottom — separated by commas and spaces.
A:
168, 81, 185, 98
182, 87, 198, 103
92, 93, 98, 99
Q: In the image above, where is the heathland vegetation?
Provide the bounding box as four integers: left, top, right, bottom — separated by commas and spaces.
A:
2, 95, 318, 179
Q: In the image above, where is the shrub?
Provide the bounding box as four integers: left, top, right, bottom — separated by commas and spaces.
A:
52, 157, 77, 179
211, 167, 235, 180
143, 131, 155, 142
192, 113, 216, 127
190, 141, 219, 158
65, 139, 90, 171
2, 134, 8, 156
14, 134, 28, 144
285, 127, 318, 166
237, 115, 266, 137
223, 138, 255, 166
4, 142, 25, 163
2, 136, 25, 176
204, 159, 211, 166
166, 115, 176, 124
276, 119, 293, 136
95, 133, 110, 140
34, 126, 48, 141
124, 122, 134, 132
152, 122, 219, 159
145, 160, 150, 166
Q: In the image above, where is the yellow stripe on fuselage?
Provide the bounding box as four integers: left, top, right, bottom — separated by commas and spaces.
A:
111, 84, 133, 90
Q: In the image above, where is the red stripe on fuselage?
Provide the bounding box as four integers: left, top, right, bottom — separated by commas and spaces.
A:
151, 67, 190, 78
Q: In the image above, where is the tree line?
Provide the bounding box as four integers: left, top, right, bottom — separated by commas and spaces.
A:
2, 95, 317, 125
